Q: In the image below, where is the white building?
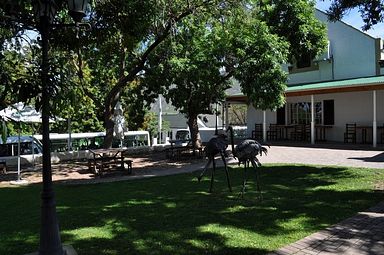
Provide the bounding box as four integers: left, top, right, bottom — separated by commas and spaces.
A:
150, 95, 223, 143
226, 10, 384, 147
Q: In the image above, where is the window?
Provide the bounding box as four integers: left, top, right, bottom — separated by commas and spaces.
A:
288, 102, 322, 125
296, 53, 312, 69
288, 53, 319, 73
323, 100, 334, 125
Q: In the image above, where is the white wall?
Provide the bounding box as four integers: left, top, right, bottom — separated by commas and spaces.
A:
246, 107, 276, 137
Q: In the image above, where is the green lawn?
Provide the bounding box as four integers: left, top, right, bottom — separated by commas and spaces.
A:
0, 164, 383, 255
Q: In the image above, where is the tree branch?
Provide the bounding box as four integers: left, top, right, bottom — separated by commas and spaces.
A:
105, 0, 216, 109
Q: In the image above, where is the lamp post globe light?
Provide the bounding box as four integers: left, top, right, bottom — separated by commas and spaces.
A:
32, 1, 88, 254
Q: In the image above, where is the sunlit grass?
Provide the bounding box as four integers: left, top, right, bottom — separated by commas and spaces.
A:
0, 164, 383, 254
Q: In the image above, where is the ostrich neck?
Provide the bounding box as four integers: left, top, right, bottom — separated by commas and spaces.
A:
229, 126, 236, 157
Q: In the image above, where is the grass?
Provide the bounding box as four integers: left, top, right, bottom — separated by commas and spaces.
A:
0, 164, 383, 255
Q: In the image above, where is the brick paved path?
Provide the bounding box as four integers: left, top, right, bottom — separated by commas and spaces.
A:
259, 145, 384, 255
260, 144, 384, 169
268, 202, 384, 255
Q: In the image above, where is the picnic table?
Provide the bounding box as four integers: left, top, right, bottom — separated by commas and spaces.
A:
165, 139, 203, 160
88, 148, 132, 176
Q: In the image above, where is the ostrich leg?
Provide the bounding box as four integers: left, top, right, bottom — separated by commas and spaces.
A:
197, 158, 212, 182
240, 160, 248, 198
251, 159, 262, 195
220, 152, 232, 192
209, 157, 216, 193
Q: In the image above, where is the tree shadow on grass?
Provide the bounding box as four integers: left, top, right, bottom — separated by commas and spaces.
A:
0, 165, 383, 254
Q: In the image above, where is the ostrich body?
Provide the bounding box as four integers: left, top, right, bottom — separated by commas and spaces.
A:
227, 126, 268, 197
197, 133, 232, 193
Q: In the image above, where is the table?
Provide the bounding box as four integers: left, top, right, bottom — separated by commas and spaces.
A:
275, 125, 332, 141
88, 148, 132, 176
356, 125, 384, 144
315, 125, 333, 142
165, 139, 203, 160
274, 125, 295, 140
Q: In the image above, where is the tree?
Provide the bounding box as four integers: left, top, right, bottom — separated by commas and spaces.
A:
323, 0, 384, 30
141, 0, 327, 148
228, 104, 247, 125
1, 1, 327, 149
87, 0, 248, 148
0, 1, 106, 134
142, 111, 170, 141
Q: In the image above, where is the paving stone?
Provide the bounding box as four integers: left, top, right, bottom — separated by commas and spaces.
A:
270, 202, 384, 255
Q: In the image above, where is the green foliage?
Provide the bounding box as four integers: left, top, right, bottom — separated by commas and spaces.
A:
0, 120, 6, 143
142, 111, 170, 138
325, 0, 384, 30
264, 0, 328, 62
228, 104, 247, 125
1, 0, 327, 141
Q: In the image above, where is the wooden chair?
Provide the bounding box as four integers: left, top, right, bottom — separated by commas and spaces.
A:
304, 124, 311, 141
251, 123, 263, 140
344, 123, 356, 143
267, 124, 279, 141
290, 124, 306, 141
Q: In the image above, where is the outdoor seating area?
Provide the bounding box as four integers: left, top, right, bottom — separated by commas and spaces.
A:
342, 123, 384, 144
88, 148, 133, 176
165, 139, 204, 160
251, 122, 384, 145
252, 123, 333, 142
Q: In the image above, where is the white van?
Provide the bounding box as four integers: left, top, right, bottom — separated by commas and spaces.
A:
0, 136, 43, 167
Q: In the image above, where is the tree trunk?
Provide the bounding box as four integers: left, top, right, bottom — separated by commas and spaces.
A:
100, 7, 198, 148
103, 83, 122, 148
187, 114, 202, 152
104, 39, 126, 149
104, 106, 115, 149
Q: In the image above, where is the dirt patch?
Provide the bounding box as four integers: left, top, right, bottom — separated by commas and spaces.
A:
374, 181, 384, 192
0, 152, 203, 187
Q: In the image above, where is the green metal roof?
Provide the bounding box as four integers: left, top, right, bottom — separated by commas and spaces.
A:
226, 76, 384, 98
286, 75, 384, 92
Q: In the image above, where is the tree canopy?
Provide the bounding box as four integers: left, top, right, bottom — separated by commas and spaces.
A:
141, 0, 327, 147
324, 0, 384, 30
0, 0, 327, 146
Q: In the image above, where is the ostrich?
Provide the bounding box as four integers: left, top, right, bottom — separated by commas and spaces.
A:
227, 126, 269, 197
197, 132, 232, 193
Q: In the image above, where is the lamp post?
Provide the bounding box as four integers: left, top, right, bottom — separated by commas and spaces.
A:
33, 1, 88, 254
215, 103, 218, 135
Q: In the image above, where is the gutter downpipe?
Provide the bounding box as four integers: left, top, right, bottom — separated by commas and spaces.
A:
373, 90, 377, 148
263, 110, 267, 142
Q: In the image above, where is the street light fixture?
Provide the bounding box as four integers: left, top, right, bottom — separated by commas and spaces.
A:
32, 1, 88, 254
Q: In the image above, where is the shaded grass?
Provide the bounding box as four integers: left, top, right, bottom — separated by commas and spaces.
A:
0, 164, 383, 254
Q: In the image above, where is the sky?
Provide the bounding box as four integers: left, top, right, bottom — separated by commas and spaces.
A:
316, 0, 384, 38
